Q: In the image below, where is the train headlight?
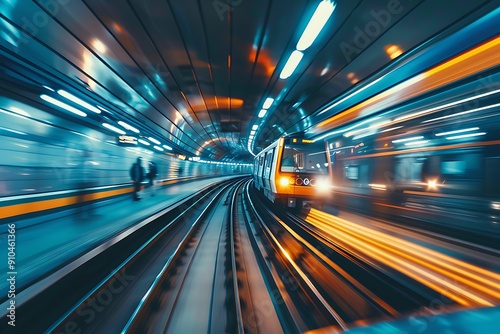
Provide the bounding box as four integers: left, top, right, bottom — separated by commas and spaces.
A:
427, 178, 438, 191
279, 177, 294, 186
315, 178, 331, 192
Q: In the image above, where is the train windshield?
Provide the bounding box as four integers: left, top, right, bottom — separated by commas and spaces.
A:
280, 142, 328, 174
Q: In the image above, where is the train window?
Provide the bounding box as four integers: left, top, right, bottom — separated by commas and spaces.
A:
253, 159, 259, 174
258, 155, 265, 178
263, 149, 274, 179
345, 165, 359, 180
280, 143, 328, 174
441, 160, 465, 175
281, 147, 298, 172
395, 158, 424, 182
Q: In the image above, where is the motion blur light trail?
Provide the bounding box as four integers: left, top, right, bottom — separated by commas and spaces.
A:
316, 35, 500, 131
273, 214, 398, 317
305, 209, 500, 307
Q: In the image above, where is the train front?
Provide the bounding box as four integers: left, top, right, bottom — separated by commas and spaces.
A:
275, 137, 332, 208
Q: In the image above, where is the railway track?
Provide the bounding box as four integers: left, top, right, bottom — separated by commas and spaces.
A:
0, 178, 239, 333
121, 179, 246, 333
16, 176, 285, 334
5, 176, 491, 334
122, 178, 284, 334
244, 185, 445, 332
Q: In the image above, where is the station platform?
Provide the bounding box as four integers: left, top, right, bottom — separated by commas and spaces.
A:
0, 175, 240, 304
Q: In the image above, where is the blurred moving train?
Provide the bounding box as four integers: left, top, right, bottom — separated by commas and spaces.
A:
316, 67, 500, 239
325, 73, 500, 205
253, 134, 332, 208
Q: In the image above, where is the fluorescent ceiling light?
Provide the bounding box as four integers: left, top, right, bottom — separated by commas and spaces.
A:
314, 116, 381, 141
404, 140, 429, 146
392, 136, 424, 143
446, 132, 486, 140
10, 107, 30, 117
148, 137, 161, 145
343, 127, 369, 137
370, 120, 391, 128
250, 130, 256, 135
296, 0, 335, 51
401, 89, 500, 122
258, 109, 267, 118
317, 77, 384, 116
252, 125, 258, 130
138, 139, 150, 146
0, 126, 27, 135
352, 130, 376, 140
153, 145, 164, 151
40, 94, 87, 117
343, 119, 388, 137
435, 127, 479, 137
422, 102, 500, 123
102, 123, 125, 135
57, 90, 101, 114
263, 97, 274, 109
280, 50, 304, 79
97, 105, 111, 113
118, 121, 140, 133
163, 145, 173, 150
395, 110, 431, 122
380, 126, 403, 133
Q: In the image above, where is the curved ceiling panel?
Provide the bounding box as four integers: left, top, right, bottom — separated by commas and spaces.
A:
0, 0, 498, 162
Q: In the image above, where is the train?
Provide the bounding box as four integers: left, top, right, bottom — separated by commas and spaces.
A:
252, 134, 333, 209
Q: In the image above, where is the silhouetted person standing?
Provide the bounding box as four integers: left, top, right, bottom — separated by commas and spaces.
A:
130, 157, 144, 201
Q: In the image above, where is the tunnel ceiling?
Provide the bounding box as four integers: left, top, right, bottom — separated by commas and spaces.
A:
0, 0, 497, 162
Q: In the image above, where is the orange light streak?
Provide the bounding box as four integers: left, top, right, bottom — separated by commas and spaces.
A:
306, 215, 479, 306
305, 209, 500, 307
265, 215, 349, 329
274, 215, 398, 316
313, 212, 500, 297
317, 36, 500, 131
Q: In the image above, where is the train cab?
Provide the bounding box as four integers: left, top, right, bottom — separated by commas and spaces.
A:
253, 135, 333, 208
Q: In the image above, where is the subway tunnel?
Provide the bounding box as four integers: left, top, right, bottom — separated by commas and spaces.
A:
1, 0, 500, 333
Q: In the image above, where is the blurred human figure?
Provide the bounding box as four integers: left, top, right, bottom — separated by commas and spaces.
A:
75, 149, 96, 218
147, 161, 158, 196
130, 157, 144, 201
